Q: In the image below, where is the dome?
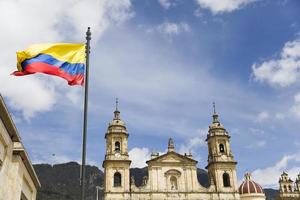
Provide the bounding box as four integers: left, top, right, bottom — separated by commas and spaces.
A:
107, 110, 127, 132
206, 106, 230, 140
109, 110, 126, 127
105, 100, 128, 137
239, 173, 264, 195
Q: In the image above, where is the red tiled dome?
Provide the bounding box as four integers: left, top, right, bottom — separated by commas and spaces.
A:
239, 173, 264, 195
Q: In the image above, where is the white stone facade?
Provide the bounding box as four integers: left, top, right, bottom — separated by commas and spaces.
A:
102, 107, 261, 200
0, 95, 40, 200
278, 172, 300, 200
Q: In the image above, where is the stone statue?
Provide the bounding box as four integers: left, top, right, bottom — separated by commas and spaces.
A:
143, 176, 148, 186
131, 176, 135, 185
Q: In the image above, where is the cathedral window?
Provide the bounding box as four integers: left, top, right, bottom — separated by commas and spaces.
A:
114, 172, 121, 187
115, 141, 120, 152
219, 144, 225, 153
170, 176, 178, 190
223, 173, 231, 187
284, 185, 287, 192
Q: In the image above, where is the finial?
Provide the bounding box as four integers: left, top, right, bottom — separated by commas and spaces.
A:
116, 97, 119, 111
168, 138, 175, 152
212, 102, 219, 123
86, 27, 91, 40
114, 98, 120, 120
213, 102, 216, 114
245, 172, 251, 180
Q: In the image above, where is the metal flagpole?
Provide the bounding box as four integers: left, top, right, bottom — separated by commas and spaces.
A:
81, 27, 91, 200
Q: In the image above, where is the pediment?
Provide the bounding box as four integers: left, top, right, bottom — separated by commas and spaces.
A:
146, 152, 197, 165
160, 154, 182, 163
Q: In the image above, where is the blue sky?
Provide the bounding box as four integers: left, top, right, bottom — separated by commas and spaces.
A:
1, 0, 300, 188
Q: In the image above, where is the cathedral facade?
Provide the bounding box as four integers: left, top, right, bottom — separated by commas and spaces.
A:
102, 106, 266, 200
278, 172, 300, 200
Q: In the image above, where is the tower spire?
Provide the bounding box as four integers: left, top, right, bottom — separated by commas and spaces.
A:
212, 102, 219, 123
114, 98, 120, 119
213, 102, 216, 115
116, 97, 119, 111
168, 138, 175, 152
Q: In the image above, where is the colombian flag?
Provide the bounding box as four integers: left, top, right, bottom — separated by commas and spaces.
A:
12, 43, 86, 86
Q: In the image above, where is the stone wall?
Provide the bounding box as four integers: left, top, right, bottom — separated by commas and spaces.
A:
0, 114, 38, 200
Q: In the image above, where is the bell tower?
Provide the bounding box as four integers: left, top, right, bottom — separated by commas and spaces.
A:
279, 172, 294, 193
296, 174, 300, 192
206, 103, 238, 194
103, 99, 131, 200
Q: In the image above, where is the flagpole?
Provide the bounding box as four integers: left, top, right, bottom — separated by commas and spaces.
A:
81, 27, 91, 200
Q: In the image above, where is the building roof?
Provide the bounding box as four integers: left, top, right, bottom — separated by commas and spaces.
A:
146, 150, 198, 165
0, 95, 21, 142
146, 138, 198, 165
239, 173, 264, 195
0, 94, 41, 188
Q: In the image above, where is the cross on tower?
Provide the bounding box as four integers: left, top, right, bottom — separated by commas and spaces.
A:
116, 98, 119, 111
213, 102, 216, 114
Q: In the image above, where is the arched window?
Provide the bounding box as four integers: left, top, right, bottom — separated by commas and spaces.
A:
114, 172, 121, 187
115, 141, 120, 152
284, 185, 287, 192
219, 144, 225, 153
289, 185, 292, 192
170, 176, 178, 190
223, 173, 231, 187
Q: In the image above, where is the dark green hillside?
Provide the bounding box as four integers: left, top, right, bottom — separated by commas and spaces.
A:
34, 162, 278, 200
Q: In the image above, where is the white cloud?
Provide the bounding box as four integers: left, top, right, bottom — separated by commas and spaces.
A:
179, 128, 207, 161
105, 0, 134, 24
158, 0, 179, 10
179, 136, 206, 153
129, 147, 151, 168
290, 92, 300, 117
246, 140, 266, 148
275, 113, 285, 120
249, 127, 265, 135
66, 87, 82, 105
252, 152, 300, 188
252, 37, 300, 87
34, 154, 97, 166
294, 92, 300, 103
194, 8, 204, 18
294, 141, 300, 147
0, 0, 133, 119
158, 0, 172, 9
147, 21, 190, 36
256, 111, 269, 122
195, 0, 257, 15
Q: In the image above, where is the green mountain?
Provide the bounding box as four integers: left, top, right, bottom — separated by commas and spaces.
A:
264, 188, 279, 200
33, 162, 278, 200
34, 162, 103, 200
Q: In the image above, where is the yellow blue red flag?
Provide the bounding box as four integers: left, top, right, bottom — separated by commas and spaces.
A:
12, 43, 86, 86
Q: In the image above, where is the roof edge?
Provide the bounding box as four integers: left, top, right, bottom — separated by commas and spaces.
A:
0, 95, 40, 188
146, 151, 198, 164
0, 95, 21, 142
13, 142, 41, 188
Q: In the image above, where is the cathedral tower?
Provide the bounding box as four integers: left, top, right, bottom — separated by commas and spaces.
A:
206, 104, 238, 195
278, 172, 300, 199
103, 100, 131, 199
279, 172, 294, 193
296, 174, 300, 192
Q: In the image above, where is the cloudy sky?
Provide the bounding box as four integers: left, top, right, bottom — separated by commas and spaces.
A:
1, 0, 300, 188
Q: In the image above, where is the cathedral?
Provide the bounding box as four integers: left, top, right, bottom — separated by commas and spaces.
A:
278, 172, 300, 200
102, 105, 266, 200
